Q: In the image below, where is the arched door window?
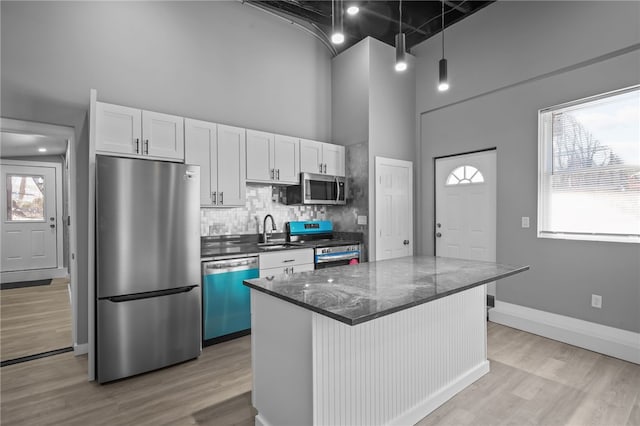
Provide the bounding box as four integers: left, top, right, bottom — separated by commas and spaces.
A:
446, 165, 484, 185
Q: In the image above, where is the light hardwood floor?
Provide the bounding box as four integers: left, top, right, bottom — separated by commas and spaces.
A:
1, 277, 72, 361
1, 322, 638, 425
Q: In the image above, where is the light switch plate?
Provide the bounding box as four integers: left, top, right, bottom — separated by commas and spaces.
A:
521, 217, 530, 228
357, 215, 368, 225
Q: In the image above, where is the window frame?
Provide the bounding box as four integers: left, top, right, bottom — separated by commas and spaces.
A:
537, 85, 640, 244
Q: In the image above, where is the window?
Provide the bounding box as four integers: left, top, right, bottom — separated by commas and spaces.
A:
538, 86, 640, 243
446, 165, 484, 185
6, 174, 46, 221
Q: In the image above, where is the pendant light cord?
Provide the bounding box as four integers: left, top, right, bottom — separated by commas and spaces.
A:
399, 0, 402, 34
441, 0, 445, 59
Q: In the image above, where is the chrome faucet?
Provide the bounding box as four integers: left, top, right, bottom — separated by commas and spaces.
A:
262, 214, 276, 243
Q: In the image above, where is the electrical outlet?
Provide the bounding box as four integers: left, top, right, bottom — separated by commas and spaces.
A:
591, 294, 602, 309
521, 217, 530, 228
357, 215, 368, 225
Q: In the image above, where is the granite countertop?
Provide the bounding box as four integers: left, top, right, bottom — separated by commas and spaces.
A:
243, 256, 529, 326
200, 232, 364, 260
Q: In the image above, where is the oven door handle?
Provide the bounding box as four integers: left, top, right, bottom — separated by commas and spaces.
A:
335, 176, 340, 203
315, 252, 360, 263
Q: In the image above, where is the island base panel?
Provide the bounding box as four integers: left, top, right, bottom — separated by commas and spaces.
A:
251, 285, 488, 426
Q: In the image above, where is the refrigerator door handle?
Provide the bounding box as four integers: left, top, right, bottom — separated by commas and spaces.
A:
106, 285, 198, 303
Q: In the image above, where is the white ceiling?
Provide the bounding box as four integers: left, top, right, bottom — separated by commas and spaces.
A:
0, 131, 68, 158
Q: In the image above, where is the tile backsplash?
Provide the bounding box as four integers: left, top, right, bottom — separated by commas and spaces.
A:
200, 142, 369, 259
201, 184, 326, 236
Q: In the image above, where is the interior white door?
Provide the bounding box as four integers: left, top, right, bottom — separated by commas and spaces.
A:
1, 163, 58, 272
375, 157, 413, 261
435, 150, 496, 294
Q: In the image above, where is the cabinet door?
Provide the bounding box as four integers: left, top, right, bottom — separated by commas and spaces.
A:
246, 130, 274, 182
300, 139, 323, 174
323, 143, 346, 177
273, 135, 299, 184
142, 110, 184, 161
95, 102, 142, 156
217, 125, 246, 207
185, 119, 216, 206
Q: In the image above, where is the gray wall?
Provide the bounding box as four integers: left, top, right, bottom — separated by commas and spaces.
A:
331, 38, 416, 261
414, 1, 640, 332
1, 1, 333, 345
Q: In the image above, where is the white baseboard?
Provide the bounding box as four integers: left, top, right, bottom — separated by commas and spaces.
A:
489, 301, 640, 364
74, 343, 89, 356
1, 267, 68, 283
254, 414, 271, 426
390, 361, 490, 426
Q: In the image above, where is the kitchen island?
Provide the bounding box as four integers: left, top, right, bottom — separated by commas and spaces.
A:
243, 256, 529, 426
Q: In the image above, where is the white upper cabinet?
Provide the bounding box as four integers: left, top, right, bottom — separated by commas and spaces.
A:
95, 102, 184, 162
141, 111, 184, 160
216, 124, 246, 207
246, 130, 274, 182
185, 119, 245, 207
246, 130, 300, 184
300, 139, 345, 177
95, 102, 142, 156
273, 135, 299, 184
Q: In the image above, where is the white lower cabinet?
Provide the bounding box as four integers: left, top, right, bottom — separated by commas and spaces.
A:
259, 249, 314, 277
184, 119, 246, 207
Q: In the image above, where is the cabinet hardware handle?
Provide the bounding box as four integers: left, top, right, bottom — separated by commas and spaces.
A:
283, 259, 295, 263
284, 267, 290, 274
144, 139, 149, 155
271, 169, 275, 179
290, 266, 294, 274
436, 232, 442, 238
135, 138, 140, 154
403, 239, 410, 245
276, 169, 280, 180
323, 163, 327, 174
50, 224, 56, 229
212, 192, 217, 204
319, 163, 323, 173
220, 192, 223, 204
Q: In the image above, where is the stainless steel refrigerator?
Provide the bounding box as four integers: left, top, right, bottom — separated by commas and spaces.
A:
96, 155, 201, 383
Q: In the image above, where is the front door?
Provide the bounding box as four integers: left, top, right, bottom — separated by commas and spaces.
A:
435, 150, 496, 294
375, 157, 413, 261
1, 163, 58, 272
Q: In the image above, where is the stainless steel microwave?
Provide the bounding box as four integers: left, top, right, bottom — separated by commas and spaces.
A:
285, 173, 346, 205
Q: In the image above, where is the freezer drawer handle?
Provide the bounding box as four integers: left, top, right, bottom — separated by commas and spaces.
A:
106, 285, 197, 303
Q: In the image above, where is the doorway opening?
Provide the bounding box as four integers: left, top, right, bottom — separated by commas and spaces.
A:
0, 118, 78, 365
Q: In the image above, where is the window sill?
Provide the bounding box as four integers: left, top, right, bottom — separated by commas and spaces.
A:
537, 232, 640, 244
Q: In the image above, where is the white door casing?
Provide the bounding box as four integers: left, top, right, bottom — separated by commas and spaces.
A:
375, 157, 413, 261
1, 161, 62, 273
435, 150, 497, 295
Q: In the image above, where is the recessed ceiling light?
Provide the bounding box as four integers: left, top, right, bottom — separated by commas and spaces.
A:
346, 5, 359, 15
38, 147, 47, 152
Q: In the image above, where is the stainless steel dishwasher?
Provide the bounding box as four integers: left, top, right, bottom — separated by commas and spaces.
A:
201, 256, 259, 345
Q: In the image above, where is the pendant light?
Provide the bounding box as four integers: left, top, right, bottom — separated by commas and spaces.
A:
331, 0, 345, 44
438, 0, 449, 91
395, 0, 407, 72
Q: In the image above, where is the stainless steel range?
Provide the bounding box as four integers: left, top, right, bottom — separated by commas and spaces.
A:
286, 220, 361, 269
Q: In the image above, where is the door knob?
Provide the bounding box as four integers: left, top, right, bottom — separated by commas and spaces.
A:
50, 224, 56, 229
403, 240, 409, 245
436, 223, 442, 228
436, 232, 442, 238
